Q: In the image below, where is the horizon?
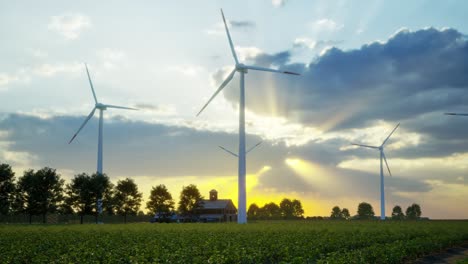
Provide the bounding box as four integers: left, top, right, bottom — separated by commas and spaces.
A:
1, 1, 467, 219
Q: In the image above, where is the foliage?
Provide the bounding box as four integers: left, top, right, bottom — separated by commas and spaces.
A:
146, 184, 174, 215
64, 173, 114, 218
0, 221, 467, 263
0, 163, 15, 215
114, 178, 142, 222
247, 203, 260, 219
15, 167, 64, 222
330, 206, 342, 219
406, 203, 422, 220
177, 184, 203, 216
357, 202, 375, 219
341, 208, 350, 219
392, 205, 405, 220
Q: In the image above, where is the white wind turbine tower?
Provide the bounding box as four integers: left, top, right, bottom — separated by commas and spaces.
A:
351, 123, 400, 220
69, 64, 137, 175
219, 141, 263, 158
197, 9, 300, 224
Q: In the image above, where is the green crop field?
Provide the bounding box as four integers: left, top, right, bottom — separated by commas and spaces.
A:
0, 221, 467, 263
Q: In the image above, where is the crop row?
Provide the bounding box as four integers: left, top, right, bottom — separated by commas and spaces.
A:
0, 221, 467, 263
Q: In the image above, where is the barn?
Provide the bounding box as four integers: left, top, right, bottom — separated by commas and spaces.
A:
196, 190, 237, 222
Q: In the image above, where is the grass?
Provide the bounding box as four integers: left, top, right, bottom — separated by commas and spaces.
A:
0, 220, 467, 263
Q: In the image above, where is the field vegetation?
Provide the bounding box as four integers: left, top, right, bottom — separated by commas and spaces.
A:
0, 221, 467, 263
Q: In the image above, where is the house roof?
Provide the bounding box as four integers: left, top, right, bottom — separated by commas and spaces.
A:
200, 199, 236, 210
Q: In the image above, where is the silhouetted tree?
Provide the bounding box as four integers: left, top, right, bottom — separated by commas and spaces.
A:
291, 199, 304, 218
405, 203, 422, 220
330, 206, 342, 219
341, 208, 350, 219
280, 198, 294, 219
357, 202, 375, 220
0, 163, 16, 215
178, 184, 203, 219
247, 203, 260, 220
146, 184, 174, 217
262, 202, 281, 219
15, 167, 64, 223
114, 178, 142, 223
391, 205, 405, 220
64, 173, 113, 223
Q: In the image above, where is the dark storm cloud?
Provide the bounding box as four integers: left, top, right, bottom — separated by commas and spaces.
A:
0, 113, 433, 200
218, 28, 468, 133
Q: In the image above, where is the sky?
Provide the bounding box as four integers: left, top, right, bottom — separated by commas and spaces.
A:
1, 0, 467, 219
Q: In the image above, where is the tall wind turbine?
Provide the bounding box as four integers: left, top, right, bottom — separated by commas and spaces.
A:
219, 141, 263, 158
351, 123, 400, 220
69, 64, 137, 175
196, 9, 300, 224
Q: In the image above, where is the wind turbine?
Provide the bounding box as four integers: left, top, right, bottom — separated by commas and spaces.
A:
196, 9, 300, 224
445, 112, 468, 116
351, 123, 400, 220
219, 141, 263, 158
69, 64, 137, 175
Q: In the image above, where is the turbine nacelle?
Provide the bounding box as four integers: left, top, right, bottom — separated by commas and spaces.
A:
95, 103, 107, 110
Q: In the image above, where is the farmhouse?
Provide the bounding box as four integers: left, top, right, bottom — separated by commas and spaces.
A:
196, 190, 237, 222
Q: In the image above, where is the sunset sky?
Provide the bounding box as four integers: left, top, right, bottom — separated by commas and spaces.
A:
1, 0, 467, 219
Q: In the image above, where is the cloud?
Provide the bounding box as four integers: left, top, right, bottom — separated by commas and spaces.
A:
310, 19, 344, 32
272, 0, 289, 8
0, 73, 18, 88
229, 20, 255, 29
217, 28, 468, 134
293, 37, 343, 50
48, 13, 91, 40
33, 63, 82, 77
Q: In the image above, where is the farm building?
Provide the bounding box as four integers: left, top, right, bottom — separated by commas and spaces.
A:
195, 190, 237, 222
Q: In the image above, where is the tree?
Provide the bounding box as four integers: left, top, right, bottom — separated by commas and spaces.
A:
280, 198, 294, 219
357, 202, 375, 220
391, 205, 405, 220
0, 163, 16, 215
262, 202, 281, 219
247, 203, 260, 220
64, 173, 113, 224
330, 206, 342, 219
146, 184, 174, 217
406, 203, 422, 220
114, 178, 142, 223
178, 184, 203, 219
15, 167, 64, 223
291, 199, 304, 218
341, 208, 350, 219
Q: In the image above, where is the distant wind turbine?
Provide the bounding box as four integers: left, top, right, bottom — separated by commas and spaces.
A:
351, 123, 400, 220
69, 64, 137, 175
444, 112, 468, 116
196, 9, 300, 224
219, 141, 263, 158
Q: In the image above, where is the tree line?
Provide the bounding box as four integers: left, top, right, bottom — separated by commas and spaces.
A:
0, 163, 207, 223
328, 202, 423, 220
247, 198, 305, 220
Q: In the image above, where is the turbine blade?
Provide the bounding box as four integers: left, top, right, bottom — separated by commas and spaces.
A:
68, 108, 96, 144
85, 64, 98, 104
218, 146, 238, 157
196, 68, 236, 116
351, 143, 379, 149
104, 104, 138, 110
221, 9, 239, 64
382, 152, 392, 176
246, 141, 263, 154
244, 65, 300, 75
382, 123, 400, 146
445, 112, 468, 116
